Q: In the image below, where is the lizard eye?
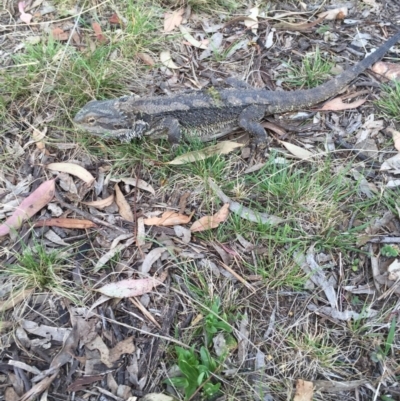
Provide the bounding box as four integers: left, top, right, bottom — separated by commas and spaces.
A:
87, 117, 96, 124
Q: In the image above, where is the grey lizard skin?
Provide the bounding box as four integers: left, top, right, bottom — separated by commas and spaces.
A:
73, 31, 400, 145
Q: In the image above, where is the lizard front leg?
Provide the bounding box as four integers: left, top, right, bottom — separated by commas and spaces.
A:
152, 116, 182, 145
238, 105, 267, 143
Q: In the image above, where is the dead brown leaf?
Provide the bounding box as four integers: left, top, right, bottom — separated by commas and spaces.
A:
51, 27, 69, 41
319, 96, 366, 111
190, 203, 230, 232
114, 183, 134, 222
92, 22, 107, 43
96, 271, 168, 298
109, 13, 121, 24
81, 194, 114, 209
0, 179, 55, 236
34, 218, 97, 229
144, 210, 193, 226
137, 52, 156, 66
164, 8, 184, 32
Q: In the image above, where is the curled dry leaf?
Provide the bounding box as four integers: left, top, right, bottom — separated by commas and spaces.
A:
168, 141, 243, 165
144, 210, 194, 226
190, 203, 230, 232
114, 183, 134, 222
116, 177, 156, 196
387, 127, 400, 152
81, 194, 114, 209
319, 97, 366, 111
160, 50, 180, 69
371, 61, 400, 80
279, 140, 314, 160
180, 26, 208, 49
96, 271, 168, 297
34, 218, 97, 229
47, 162, 95, 185
164, 8, 184, 32
0, 179, 55, 236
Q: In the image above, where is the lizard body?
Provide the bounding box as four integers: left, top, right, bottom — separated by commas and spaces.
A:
74, 31, 400, 144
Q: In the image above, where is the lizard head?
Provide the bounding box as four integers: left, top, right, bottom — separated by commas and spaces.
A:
73, 98, 149, 142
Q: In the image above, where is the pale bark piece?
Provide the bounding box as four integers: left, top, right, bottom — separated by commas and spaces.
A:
96, 271, 168, 298
47, 162, 95, 185
114, 183, 134, 222
0, 179, 55, 236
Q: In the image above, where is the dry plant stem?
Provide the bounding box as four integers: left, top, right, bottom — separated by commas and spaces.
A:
368, 237, 400, 243
54, 191, 129, 234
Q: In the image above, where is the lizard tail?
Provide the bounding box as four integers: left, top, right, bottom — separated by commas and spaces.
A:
267, 30, 400, 113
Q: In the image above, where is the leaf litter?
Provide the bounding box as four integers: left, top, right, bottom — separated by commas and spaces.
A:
2, 1, 400, 400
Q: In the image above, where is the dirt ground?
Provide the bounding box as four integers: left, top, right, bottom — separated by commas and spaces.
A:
1, 1, 400, 400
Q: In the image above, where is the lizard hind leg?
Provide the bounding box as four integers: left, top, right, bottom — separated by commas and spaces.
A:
238, 104, 267, 143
